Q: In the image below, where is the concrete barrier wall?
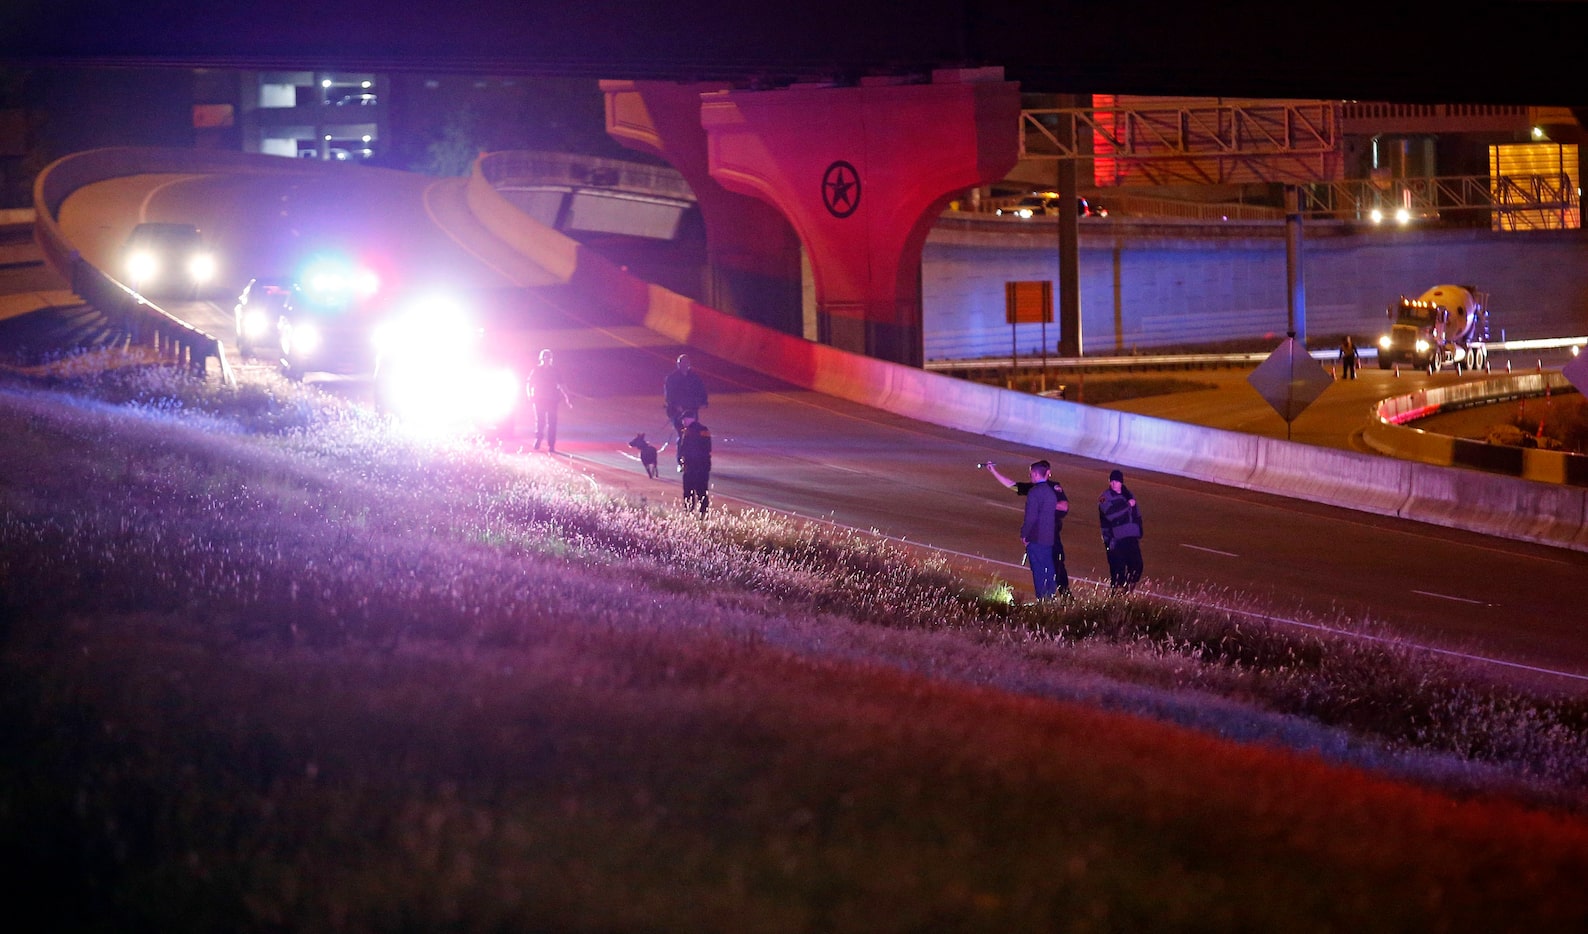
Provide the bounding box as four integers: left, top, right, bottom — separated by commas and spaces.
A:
468, 155, 1588, 553
1363, 373, 1587, 488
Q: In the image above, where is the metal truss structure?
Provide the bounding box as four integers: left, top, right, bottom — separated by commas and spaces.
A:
1020, 101, 1579, 223
1018, 100, 1342, 186
1296, 173, 1580, 228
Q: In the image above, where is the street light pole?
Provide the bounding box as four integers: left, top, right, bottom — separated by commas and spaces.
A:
1285, 184, 1307, 344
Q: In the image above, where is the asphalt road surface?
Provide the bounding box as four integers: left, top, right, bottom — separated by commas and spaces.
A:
18, 166, 1588, 688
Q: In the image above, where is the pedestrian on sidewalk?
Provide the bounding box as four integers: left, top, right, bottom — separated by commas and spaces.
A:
1098, 468, 1144, 592
985, 459, 1071, 600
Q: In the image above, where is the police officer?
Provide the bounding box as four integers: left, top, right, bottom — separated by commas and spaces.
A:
663, 354, 708, 465
525, 348, 570, 453
985, 459, 1071, 600
678, 409, 712, 516
1098, 468, 1144, 591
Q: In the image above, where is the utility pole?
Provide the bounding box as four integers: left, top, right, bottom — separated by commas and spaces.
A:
1285, 185, 1306, 343
1055, 93, 1082, 357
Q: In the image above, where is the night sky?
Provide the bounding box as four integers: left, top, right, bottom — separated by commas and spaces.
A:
3, 1, 1585, 104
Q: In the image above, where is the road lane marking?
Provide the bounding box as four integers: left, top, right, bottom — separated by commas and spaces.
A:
1181, 543, 1239, 557
1411, 589, 1493, 606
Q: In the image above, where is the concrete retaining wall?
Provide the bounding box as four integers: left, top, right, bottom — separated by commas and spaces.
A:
467, 154, 1588, 553
923, 216, 1588, 359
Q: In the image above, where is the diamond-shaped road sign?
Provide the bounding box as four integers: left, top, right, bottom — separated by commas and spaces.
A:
1247, 337, 1336, 424
1563, 347, 1588, 395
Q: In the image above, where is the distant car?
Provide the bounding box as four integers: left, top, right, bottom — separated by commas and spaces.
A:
120, 222, 217, 298
995, 193, 1108, 219
232, 276, 291, 359
276, 259, 385, 380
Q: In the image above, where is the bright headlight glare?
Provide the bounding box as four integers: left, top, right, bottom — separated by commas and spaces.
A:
383, 361, 518, 434
126, 250, 157, 281
470, 367, 521, 424
242, 310, 271, 340
189, 253, 216, 282
1396, 208, 1412, 224
1378, 336, 1392, 349
1369, 209, 1384, 224
1415, 339, 1429, 353
293, 322, 323, 355
302, 260, 378, 304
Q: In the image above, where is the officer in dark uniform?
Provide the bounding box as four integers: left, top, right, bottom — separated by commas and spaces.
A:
984, 459, 1071, 599
663, 354, 708, 465
677, 409, 712, 516
1098, 468, 1145, 591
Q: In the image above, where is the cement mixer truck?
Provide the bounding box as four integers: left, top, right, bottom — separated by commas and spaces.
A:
1376, 284, 1491, 372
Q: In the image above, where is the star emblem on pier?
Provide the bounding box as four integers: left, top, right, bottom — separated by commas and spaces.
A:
822, 161, 861, 218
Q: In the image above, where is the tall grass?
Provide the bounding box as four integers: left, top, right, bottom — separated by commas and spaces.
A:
3, 356, 1588, 930
6, 358, 1587, 800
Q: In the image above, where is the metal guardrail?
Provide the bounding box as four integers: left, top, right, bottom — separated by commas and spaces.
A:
29, 147, 334, 388
925, 338, 1588, 373
478, 150, 693, 201
61, 249, 235, 385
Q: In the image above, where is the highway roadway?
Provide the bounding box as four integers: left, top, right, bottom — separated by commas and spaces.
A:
33, 164, 1588, 688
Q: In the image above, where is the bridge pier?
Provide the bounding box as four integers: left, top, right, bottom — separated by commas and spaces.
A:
606, 70, 1019, 367
603, 81, 805, 338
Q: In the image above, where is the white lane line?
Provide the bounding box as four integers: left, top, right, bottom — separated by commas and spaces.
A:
1411, 589, 1492, 607
138, 175, 200, 222
1182, 543, 1240, 557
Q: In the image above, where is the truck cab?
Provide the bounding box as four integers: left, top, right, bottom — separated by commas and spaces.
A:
1377, 285, 1490, 372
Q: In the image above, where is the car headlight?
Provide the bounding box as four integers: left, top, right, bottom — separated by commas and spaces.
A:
188, 253, 216, 283
466, 367, 522, 426
1415, 339, 1429, 353
285, 321, 322, 357
1369, 209, 1384, 224
383, 362, 520, 434
126, 250, 157, 282
241, 309, 272, 340
375, 299, 477, 361
1378, 335, 1392, 350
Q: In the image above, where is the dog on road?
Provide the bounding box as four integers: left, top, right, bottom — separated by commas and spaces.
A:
628, 433, 665, 479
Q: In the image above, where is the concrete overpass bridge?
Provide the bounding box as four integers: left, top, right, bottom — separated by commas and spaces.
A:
7, 1, 1586, 367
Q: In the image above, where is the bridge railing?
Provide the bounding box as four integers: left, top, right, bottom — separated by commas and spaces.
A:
31, 147, 336, 386
479, 150, 693, 201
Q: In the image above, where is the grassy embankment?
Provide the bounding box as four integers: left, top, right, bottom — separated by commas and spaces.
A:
3, 354, 1588, 931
